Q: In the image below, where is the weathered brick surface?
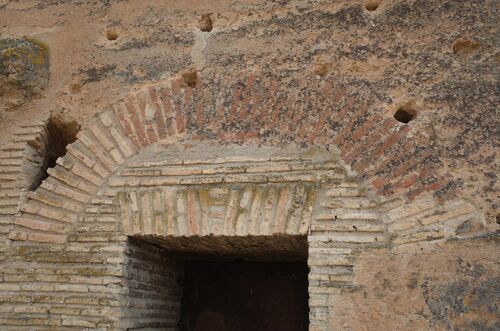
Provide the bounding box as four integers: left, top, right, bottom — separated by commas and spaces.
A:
0, 117, 494, 329
0, 72, 496, 329
0, 0, 497, 329
119, 238, 182, 330
0, 123, 49, 251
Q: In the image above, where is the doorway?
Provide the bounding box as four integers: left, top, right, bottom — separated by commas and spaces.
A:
124, 235, 310, 330
180, 260, 309, 331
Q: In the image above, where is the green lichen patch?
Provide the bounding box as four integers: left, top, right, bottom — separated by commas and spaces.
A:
0, 37, 50, 111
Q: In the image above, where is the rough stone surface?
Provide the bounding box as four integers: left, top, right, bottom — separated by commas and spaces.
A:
331, 237, 499, 331
0, 0, 498, 330
0, 38, 49, 112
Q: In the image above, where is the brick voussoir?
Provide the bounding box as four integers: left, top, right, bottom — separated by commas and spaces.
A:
88, 122, 115, 151
157, 84, 176, 136
124, 94, 151, 147
113, 102, 139, 146
135, 91, 160, 144
20, 200, 79, 224
9, 229, 67, 244
26, 189, 84, 213
40, 177, 90, 203
147, 86, 168, 139
67, 141, 97, 169
46, 166, 97, 194
14, 214, 67, 233
77, 131, 118, 172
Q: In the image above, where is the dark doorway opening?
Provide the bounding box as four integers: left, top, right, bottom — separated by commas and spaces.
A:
127, 235, 310, 330
180, 260, 309, 331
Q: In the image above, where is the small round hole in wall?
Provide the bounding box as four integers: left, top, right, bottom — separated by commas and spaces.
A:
182, 69, 197, 87
199, 14, 213, 32
106, 30, 119, 41
452, 38, 480, 56
393, 106, 416, 124
364, 0, 380, 11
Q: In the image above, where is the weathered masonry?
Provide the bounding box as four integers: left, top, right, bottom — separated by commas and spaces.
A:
0, 76, 493, 330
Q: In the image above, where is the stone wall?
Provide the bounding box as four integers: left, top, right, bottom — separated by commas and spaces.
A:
122, 238, 183, 330
0, 121, 48, 249
330, 236, 499, 330
0, 110, 492, 329
0, 0, 498, 330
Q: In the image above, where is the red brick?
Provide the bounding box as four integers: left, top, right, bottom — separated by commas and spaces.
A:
371, 125, 411, 158
158, 86, 176, 136
261, 81, 278, 124
407, 180, 442, 201
136, 91, 148, 120
282, 97, 298, 127
28, 232, 66, 244
367, 137, 418, 177
129, 111, 149, 147
339, 114, 383, 155
124, 95, 139, 115
113, 103, 134, 139
125, 97, 149, 147
393, 173, 419, 190
195, 89, 205, 128
353, 126, 410, 172
250, 91, 262, 123
148, 86, 167, 139
333, 103, 370, 146
228, 86, 242, 124
273, 187, 290, 234
238, 79, 254, 122
349, 113, 383, 144
183, 85, 194, 130
312, 106, 331, 135
244, 131, 259, 139
159, 86, 174, 122
290, 99, 306, 127
137, 91, 159, 143
171, 79, 185, 134
247, 72, 256, 90
391, 148, 433, 179
186, 190, 198, 235
333, 87, 347, 103
215, 79, 229, 120
270, 99, 283, 129
315, 134, 328, 145
335, 95, 356, 123
344, 117, 393, 166
371, 177, 388, 190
